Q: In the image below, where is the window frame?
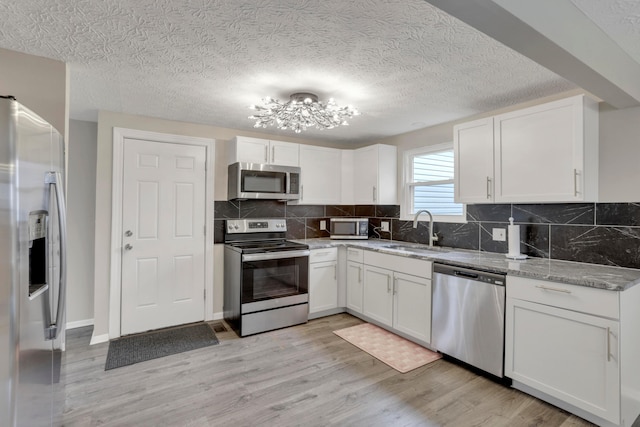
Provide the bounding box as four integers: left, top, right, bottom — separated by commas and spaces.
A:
400, 142, 467, 223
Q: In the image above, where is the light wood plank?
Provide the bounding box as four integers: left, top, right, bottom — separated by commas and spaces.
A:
60, 314, 594, 426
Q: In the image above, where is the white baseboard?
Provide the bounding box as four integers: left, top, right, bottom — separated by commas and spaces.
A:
66, 318, 94, 330
90, 333, 110, 345
213, 311, 223, 320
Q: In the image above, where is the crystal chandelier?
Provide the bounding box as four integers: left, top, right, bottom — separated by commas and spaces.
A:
249, 92, 360, 133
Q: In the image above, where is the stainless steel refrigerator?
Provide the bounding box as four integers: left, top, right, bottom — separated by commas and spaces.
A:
0, 96, 67, 426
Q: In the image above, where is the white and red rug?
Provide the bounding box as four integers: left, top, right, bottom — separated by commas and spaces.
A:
333, 323, 442, 373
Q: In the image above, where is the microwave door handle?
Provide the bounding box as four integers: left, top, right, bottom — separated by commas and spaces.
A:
286, 172, 290, 195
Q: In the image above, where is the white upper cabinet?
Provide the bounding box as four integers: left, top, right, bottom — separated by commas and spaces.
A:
228, 136, 299, 167
454, 95, 599, 203
454, 117, 495, 203
297, 145, 342, 204
353, 144, 397, 205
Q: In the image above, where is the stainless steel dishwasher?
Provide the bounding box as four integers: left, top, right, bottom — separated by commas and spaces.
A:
431, 263, 507, 378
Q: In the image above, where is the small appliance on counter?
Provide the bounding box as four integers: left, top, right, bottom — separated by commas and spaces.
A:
329, 217, 369, 239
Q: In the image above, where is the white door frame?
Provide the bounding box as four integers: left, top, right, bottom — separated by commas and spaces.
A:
109, 127, 215, 339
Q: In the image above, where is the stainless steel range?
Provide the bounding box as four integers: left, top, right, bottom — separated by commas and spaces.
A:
223, 219, 310, 337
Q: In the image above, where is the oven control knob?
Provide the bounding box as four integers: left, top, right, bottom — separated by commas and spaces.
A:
233, 225, 239, 230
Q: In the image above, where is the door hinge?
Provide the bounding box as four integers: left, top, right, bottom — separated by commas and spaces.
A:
204, 225, 206, 236
204, 289, 206, 299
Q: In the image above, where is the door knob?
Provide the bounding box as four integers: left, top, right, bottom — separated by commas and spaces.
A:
124, 244, 133, 250
125, 230, 133, 237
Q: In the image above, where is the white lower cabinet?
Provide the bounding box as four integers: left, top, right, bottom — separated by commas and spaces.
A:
506, 276, 621, 425
361, 251, 432, 344
308, 249, 338, 316
346, 260, 364, 313
393, 272, 431, 343
363, 265, 394, 326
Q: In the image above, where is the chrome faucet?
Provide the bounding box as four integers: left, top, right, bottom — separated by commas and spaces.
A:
413, 209, 438, 247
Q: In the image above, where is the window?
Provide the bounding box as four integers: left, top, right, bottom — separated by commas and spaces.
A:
402, 143, 465, 222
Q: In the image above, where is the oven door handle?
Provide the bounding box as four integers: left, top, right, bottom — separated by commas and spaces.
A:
242, 250, 310, 262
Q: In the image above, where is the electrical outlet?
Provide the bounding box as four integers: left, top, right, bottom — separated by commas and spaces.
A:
492, 228, 506, 241
381, 221, 390, 232
319, 220, 326, 231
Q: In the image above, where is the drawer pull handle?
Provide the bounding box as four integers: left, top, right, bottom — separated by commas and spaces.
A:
535, 285, 571, 294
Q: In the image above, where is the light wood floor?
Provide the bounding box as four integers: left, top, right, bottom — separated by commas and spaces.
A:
60, 314, 594, 426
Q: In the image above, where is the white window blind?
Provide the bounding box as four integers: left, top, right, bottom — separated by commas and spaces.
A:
406, 146, 464, 218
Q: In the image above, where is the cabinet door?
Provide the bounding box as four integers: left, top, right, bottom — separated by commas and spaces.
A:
393, 272, 431, 343
363, 265, 393, 327
270, 140, 299, 167
494, 96, 586, 202
346, 261, 364, 314
298, 145, 341, 204
352, 144, 397, 205
353, 145, 378, 204
505, 298, 620, 424
454, 117, 494, 203
309, 261, 338, 314
231, 136, 269, 164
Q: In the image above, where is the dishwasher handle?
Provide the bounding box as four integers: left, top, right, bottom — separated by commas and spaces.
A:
433, 262, 506, 286
454, 270, 479, 279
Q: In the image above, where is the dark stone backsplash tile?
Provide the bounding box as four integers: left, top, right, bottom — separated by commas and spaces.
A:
434, 222, 479, 250
596, 203, 640, 226
520, 223, 550, 258
214, 219, 225, 244
466, 204, 511, 222
375, 205, 400, 218
512, 203, 594, 225
391, 220, 430, 244
354, 205, 375, 217
286, 204, 324, 218
214, 200, 239, 219
326, 205, 355, 217
305, 218, 330, 239
550, 225, 640, 269
239, 200, 286, 218
285, 218, 306, 240
369, 218, 391, 240
479, 222, 508, 254
216, 200, 640, 269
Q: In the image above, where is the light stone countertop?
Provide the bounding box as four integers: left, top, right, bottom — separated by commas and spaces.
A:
296, 238, 640, 292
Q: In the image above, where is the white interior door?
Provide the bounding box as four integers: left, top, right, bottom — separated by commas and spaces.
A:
120, 138, 206, 335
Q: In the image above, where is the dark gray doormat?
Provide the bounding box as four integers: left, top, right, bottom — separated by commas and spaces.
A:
105, 322, 219, 370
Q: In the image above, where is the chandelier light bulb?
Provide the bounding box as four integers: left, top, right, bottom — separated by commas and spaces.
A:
248, 92, 360, 133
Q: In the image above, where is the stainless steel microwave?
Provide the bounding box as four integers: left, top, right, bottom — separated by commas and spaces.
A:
330, 218, 369, 239
228, 162, 301, 200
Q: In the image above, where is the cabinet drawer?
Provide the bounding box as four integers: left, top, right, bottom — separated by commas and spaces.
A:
508, 276, 619, 319
364, 250, 432, 278
309, 247, 338, 263
346, 247, 364, 263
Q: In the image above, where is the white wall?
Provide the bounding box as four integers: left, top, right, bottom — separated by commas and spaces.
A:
66, 120, 97, 327
92, 111, 329, 341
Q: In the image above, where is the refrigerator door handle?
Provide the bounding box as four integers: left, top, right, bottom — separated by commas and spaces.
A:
44, 171, 67, 340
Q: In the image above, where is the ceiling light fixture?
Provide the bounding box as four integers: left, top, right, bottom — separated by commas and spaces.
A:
249, 92, 359, 133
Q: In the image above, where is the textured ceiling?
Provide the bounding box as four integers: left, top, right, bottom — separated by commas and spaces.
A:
0, 0, 579, 144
